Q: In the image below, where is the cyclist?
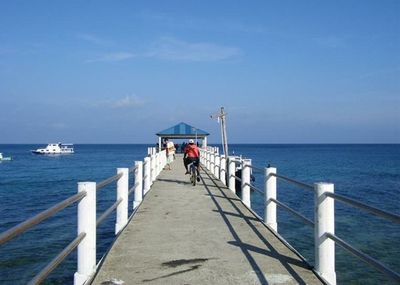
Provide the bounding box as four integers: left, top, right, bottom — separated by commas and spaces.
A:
183, 139, 200, 182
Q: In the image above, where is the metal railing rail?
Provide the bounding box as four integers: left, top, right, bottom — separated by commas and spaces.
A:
97, 198, 123, 227
200, 147, 400, 284
0, 191, 86, 246
326, 233, 400, 282
247, 164, 265, 173
325, 192, 400, 224
129, 165, 138, 173
270, 173, 314, 192
270, 198, 314, 227
28, 233, 86, 285
0, 146, 165, 285
244, 182, 264, 195
96, 173, 123, 191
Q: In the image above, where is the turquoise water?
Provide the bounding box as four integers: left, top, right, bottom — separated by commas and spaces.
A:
0, 144, 399, 284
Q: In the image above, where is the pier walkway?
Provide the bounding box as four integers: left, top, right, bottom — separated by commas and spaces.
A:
92, 155, 323, 285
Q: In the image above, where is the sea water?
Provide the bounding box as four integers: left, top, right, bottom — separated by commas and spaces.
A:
0, 144, 399, 284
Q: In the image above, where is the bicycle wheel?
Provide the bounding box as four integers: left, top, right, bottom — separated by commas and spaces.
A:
191, 165, 196, 186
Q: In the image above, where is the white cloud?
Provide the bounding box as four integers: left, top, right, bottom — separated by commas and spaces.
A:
84, 37, 241, 63
111, 95, 145, 108
86, 52, 135, 63
146, 37, 241, 62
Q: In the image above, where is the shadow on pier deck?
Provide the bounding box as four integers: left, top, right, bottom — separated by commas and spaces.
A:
91, 155, 324, 285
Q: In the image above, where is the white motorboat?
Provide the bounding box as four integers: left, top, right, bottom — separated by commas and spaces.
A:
0, 153, 12, 161
32, 143, 74, 155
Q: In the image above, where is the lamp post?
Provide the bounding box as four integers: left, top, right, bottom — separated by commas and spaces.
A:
210, 107, 228, 157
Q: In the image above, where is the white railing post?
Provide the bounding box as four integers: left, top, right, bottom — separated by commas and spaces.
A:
210, 150, 215, 173
133, 161, 143, 209
214, 155, 220, 179
228, 156, 236, 193
206, 149, 211, 170
265, 167, 277, 232
115, 168, 129, 235
315, 182, 336, 285
150, 154, 156, 183
241, 159, 251, 208
74, 182, 96, 285
220, 155, 226, 185
154, 152, 159, 176
143, 157, 151, 195
161, 150, 166, 170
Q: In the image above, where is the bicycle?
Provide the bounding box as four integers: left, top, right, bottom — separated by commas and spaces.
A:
188, 161, 199, 186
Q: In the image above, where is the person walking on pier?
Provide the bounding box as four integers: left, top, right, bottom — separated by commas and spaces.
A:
183, 139, 200, 181
165, 139, 175, 170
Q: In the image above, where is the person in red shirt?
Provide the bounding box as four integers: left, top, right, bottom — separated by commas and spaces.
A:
184, 139, 200, 181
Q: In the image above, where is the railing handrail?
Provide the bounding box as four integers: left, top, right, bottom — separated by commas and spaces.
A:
270, 173, 314, 192
325, 192, 400, 224
0, 148, 162, 285
202, 148, 400, 283
244, 182, 264, 195
28, 232, 86, 285
270, 198, 314, 227
97, 172, 123, 190
0, 191, 86, 246
326, 232, 400, 282
129, 165, 138, 173
97, 198, 123, 227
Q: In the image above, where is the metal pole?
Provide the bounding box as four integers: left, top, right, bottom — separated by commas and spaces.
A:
74, 182, 96, 285
220, 107, 229, 157
315, 182, 336, 285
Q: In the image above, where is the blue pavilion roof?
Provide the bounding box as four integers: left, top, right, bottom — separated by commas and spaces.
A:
156, 122, 209, 138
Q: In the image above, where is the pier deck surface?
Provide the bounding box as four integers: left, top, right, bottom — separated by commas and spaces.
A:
92, 155, 323, 285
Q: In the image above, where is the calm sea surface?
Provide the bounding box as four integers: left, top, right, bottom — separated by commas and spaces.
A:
0, 144, 399, 284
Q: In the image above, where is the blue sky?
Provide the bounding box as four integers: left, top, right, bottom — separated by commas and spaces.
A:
0, 1, 399, 143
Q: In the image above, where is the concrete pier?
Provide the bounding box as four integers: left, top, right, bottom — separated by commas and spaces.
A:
91, 155, 323, 285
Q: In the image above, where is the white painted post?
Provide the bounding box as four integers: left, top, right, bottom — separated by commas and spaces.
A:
162, 150, 166, 169
214, 155, 220, 179
154, 152, 159, 176
228, 156, 236, 193
315, 182, 336, 285
210, 150, 215, 173
133, 161, 143, 209
265, 167, 277, 232
74, 182, 96, 285
206, 149, 211, 170
115, 168, 129, 235
220, 155, 226, 185
143, 157, 151, 195
150, 154, 156, 183
241, 159, 251, 208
